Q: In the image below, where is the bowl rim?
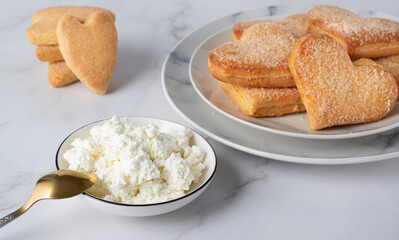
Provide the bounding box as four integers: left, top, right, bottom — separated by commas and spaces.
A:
55, 116, 218, 207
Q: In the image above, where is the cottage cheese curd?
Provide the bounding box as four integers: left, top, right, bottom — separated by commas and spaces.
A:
63, 116, 206, 204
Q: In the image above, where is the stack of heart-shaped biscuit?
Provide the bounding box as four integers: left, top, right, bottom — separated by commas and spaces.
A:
209, 5, 399, 130
26, 6, 117, 94
209, 14, 308, 117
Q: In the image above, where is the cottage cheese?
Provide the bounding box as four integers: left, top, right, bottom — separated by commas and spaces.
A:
63, 116, 206, 204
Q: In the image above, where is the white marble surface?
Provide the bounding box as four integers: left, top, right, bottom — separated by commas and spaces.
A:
1, 0, 399, 239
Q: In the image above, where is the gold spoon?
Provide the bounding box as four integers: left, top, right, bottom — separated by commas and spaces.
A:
0, 170, 97, 228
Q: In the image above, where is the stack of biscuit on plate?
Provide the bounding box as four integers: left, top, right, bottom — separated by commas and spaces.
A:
208, 5, 399, 130
209, 14, 308, 117
26, 6, 118, 94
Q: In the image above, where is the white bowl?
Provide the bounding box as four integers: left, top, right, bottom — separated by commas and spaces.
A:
55, 117, 217, 217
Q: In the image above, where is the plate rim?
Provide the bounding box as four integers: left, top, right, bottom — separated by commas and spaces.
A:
161, 5, 399, 164
188, 13, 399, 140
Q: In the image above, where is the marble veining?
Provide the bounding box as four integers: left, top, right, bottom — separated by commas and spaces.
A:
268, 5, 278, 16
167, 1, 191, 41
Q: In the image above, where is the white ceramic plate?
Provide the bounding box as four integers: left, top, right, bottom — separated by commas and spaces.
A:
189, 11, 399, 140
162, 5, 399, 164
56, 117, 217, 217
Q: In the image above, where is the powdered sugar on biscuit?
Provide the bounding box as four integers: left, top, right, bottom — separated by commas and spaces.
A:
291, 34, 398, 130
232, 20, 273, 40
239, 85, 301, 103
308, 6, 399, 48
211, 22, 297, 71
283, 14, 308, 37
375, 55, 399, 86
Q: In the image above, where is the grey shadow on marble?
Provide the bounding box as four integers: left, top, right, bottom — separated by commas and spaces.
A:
107, 43, 150, 93
0, 171, 39, 215
275, 155, 399, 180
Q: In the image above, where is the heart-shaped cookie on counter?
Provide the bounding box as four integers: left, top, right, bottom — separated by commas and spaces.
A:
26, 6, 115, 45
289, 34, 398, 130
57, 11, 117, 94
307, 5, 399, 59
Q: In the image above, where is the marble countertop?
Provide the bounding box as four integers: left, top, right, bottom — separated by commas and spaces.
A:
1, 0, 399, 239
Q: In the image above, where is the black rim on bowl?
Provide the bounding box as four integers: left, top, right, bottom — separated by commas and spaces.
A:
55, 116, 218, 207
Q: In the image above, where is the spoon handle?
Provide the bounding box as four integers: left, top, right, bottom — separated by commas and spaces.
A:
0, 200, 36, 229
0, 210, 20, 228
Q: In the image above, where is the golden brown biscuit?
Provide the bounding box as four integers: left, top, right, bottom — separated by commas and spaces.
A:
209, 22, 297, 88
48, 61, 78, 87
307, 5, 399, 59
220, 82, 305, 117
283, 14, 308, 37
289, 34, 398, 130
232, 15, 307, 41
375, 55, 399, 87
57, 11, 117, 94
36, 45, 64, 62
232, 20, 272, 41
26, 6, 115, 45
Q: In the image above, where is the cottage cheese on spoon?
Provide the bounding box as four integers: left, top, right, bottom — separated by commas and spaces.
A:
63, 116, 205, 204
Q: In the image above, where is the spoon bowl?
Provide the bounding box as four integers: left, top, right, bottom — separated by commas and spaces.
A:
35, 170, 97, 200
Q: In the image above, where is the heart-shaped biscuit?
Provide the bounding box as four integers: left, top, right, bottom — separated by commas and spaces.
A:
232, 14, 307, 41
375, 55, 399, 91
48, 61, 78, 88
289, 34, 398, 130
219, 81, 305, 117
209, 22, 298, 88
232, 20, 273, 41
26, 6, 115, 45
57, 11, 117, 94
282, 14, 308, 38
307, 5, 399, 59
36, 45, 63, 62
